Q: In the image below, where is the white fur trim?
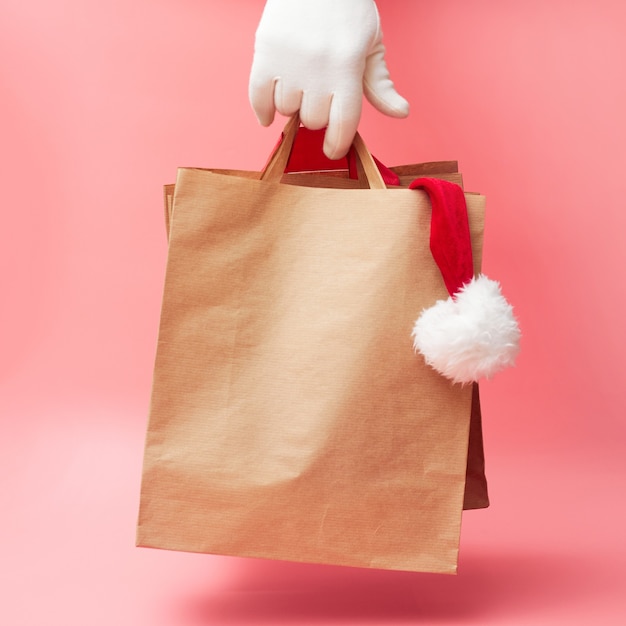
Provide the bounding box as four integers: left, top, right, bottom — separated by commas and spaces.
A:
412, 275, 521, 384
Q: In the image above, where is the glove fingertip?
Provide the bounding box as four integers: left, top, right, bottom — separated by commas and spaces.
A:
365, 86, 410, 119
323, 128, 352, 160
249, 85, 277, 127
255, 109, 276, 127
324, 99, 361, 160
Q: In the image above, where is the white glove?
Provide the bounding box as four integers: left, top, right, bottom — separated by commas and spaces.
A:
249, 0, 409, 159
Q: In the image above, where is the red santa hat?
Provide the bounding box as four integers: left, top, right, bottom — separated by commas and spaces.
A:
409, 177, 521, 384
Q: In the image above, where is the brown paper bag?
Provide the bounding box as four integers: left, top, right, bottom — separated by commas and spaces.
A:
138, 117, 488, 574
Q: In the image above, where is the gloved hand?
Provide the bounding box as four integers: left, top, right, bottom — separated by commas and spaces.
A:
249, 0, 409, 160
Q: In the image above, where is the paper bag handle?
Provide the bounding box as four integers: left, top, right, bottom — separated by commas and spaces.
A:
261, 115, 387, 190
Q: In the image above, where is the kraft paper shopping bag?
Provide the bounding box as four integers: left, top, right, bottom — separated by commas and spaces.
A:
138, 116, 489, 573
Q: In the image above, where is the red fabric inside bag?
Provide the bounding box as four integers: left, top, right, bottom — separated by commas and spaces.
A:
280, 126, 400, 186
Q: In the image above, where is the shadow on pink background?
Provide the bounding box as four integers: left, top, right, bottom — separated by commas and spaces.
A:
1, 1, 625, 624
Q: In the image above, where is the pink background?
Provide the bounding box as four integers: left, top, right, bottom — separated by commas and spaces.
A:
2, 0, 625, 624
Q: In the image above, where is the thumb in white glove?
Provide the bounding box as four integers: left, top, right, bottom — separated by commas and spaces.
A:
249, 0, 409, 159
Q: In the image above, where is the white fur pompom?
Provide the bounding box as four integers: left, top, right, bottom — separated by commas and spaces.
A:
412, 275, 521, 384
